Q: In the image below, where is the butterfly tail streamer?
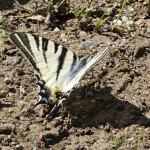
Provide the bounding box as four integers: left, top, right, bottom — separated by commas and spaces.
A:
84, 47, 109, 73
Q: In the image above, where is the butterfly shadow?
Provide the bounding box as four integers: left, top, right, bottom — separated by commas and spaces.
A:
64, 86, 149, 129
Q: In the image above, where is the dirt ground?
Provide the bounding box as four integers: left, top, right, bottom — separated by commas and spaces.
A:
0, 0, 150, 150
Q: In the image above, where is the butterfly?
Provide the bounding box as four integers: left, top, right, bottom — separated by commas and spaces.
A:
10, 32, 109, 119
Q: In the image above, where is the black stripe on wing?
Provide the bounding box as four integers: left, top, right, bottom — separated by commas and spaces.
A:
54, 43, 59, 53
70, 53, 78, 70
56, 47, 68, 80
42, 37, 49, 51
10, 32, 40, 73
17, 32, 35, 59
32, 34, 40, 51
42, 37, 49, 63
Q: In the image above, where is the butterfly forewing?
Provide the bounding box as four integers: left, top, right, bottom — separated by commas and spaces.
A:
10, 32, 79, 91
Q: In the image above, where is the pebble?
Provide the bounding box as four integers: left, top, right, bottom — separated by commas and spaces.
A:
53, 27, 60, 32
126, 20, 134, 25
135, 18, 145, 25
32, 141, 41, 150
4, 77, 12, 84
121, 16, 128, 22
147, 24, 150, 33
144, 128, 150, 132
127, 6, 134, 12
65, 26, 76, 31
12, 57, 21, 65
11, 141, 17, 146
80, 40, 94, 49
79, 31, 87, 37
19, 86, 26, 95
143, 1, 148, 5
145, 111, 150, 118
27, 15, 43, 22
60, 33, 66, 38
113, 19, 122, 26
104, 123, 111, 132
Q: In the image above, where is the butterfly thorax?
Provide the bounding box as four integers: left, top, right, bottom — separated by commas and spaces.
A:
49, 88, 63, 103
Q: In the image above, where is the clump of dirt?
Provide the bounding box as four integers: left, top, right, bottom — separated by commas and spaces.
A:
0, 0, 150, 149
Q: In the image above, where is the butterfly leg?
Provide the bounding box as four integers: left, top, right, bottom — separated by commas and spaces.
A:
46, 98, 66, 120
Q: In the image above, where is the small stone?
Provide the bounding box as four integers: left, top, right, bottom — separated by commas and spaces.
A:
12, 57, 21, 65
135, 19, 145, 26
147, 24, 150, 33
126, 20, 134, 25
4, 77, 11, 84
145, 111, 150, 118
79, 31, 87, 37
80, 40, 94, 49
32, 141, 41, 150
65, 26, 76, 31
144, 128, 150, 132
143, 1, 148, 5
127, 6, 134, 12
104, 123, 111, 132
19, 86, 25, 95
60, 33, 66, 38
53, 27, 60, 32
121, 16, 128, 22
27, 15, 43, 22
113, 19, 122, 26
11, 141, 17, 146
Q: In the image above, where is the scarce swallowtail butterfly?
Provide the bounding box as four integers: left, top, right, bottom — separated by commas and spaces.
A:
10, 32, 109, 119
